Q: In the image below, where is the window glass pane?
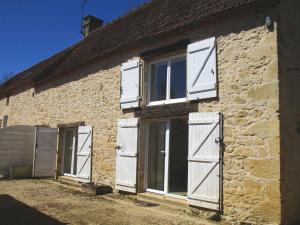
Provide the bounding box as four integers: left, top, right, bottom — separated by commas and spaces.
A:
147, 122, 166, 191
73, 131, 78, 175
170, 58, 186, 99
150, 61, 167, 102
63, 129, 74, 174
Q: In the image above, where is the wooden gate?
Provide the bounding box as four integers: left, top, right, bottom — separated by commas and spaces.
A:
33, 127, 58, 177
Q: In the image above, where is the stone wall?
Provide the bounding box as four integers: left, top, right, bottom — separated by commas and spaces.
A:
0, 8, 281, 224
278, 0, 300, 224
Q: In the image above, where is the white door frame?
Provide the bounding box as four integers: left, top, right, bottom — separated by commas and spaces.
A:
61, 127, 78, 177
145, 118, 187, 200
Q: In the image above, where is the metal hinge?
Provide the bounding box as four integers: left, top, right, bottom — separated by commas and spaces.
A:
215, 137, 223, 144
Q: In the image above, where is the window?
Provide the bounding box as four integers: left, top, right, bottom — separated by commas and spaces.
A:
6, 96, 9, 106
148, 55, 186, 105
3, 115, 8, 128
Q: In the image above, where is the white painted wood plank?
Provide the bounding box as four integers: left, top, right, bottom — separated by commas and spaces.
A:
115, 118, 139, 193
187, 37, 217, 101
33, 127, 58, 177
120, 59, 140, 109
187, 112, 222, 211
76, 126, 92, 183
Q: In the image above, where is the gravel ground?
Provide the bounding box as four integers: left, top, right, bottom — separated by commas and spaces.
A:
0, 179, 207, 225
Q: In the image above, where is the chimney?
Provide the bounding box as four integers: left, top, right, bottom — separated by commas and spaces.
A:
82, 15, 104, 38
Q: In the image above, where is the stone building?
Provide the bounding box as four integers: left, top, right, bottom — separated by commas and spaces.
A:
0, 0, 299, 224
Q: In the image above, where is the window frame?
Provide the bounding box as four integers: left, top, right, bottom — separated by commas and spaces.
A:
147, 53, 187, 106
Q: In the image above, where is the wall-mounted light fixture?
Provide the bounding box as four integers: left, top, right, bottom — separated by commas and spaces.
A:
265, 16, 273, 29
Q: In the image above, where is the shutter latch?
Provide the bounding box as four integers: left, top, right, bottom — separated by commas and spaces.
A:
215, 137, 223, 144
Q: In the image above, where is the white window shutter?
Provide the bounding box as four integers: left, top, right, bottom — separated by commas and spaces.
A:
76, 126, 92, 183
120, 59, 140, 109
187, 112, 222, 211
115, 118, 139, 193
187, 37, 217, 101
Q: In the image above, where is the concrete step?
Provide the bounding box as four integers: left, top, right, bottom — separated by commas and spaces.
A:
137, 192, 189, 212
81, 183, 112, 195
46, 179, 83, 193
52, 176, 113, 195
57, 176, 82, 188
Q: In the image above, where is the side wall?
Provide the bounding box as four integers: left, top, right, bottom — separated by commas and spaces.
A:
0, 9, 281, 224
278, 1, 300, 224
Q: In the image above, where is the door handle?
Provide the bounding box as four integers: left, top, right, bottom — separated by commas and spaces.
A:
161, 150, 166, 156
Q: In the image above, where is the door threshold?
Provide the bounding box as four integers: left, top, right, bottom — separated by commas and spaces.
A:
62, 174, 77, 178
58, 175, 77, 182
166, 193, 187, 200
138, 192, 188, 210
146, 188, 165, 195
143, 189, 187, 200
146, 189, 187, 200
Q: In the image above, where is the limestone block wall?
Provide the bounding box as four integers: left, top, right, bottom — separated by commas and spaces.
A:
0, 8, 281, 224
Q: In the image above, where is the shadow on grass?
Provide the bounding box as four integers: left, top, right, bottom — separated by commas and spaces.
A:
0, 195, 66, 225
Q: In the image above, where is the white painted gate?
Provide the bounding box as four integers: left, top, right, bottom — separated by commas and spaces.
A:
187, 112, 222, 210
33, 127, 58, 177
115, 118, 139, 193
76, 126, 92, 183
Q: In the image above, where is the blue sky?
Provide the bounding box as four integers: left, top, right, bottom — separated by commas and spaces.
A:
0, 0, 148, 83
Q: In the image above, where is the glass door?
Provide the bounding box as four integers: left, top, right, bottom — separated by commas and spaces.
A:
147, 121, 166, 192
63, 128, 78, 176
146, 118, 188, 197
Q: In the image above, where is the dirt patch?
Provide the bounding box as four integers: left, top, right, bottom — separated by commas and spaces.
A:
0, 179, 207, 225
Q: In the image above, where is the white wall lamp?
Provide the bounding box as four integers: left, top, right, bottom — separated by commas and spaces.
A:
265, 16, 273, 29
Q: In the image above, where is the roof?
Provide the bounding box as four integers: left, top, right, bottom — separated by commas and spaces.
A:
0, 0, 279, 97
